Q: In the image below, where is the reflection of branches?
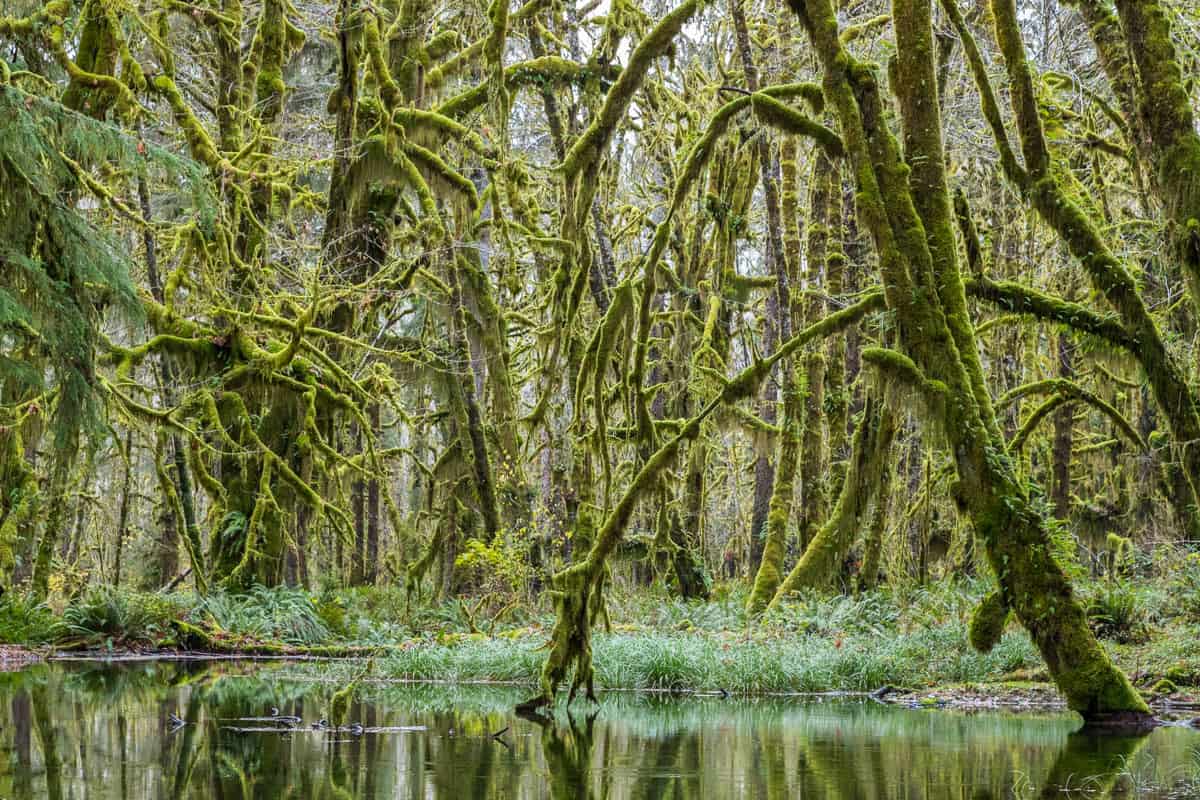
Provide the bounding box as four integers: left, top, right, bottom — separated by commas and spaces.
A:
518, 706, 599, 800
1037, 729, 1148, 798
171, 689, 206, 800
31, 685, 64, 800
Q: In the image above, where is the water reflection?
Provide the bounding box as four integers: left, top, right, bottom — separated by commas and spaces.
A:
0, 660, 1195, 798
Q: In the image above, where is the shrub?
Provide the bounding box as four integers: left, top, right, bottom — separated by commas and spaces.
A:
195, 586, 330, 646
0, 594, 63, 644
1170, 553, 1200, 623
455, 529, 533, 604
62, 588, 180, 647
1085, 581, 1149, 644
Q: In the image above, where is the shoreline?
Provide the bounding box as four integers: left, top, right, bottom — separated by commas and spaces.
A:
16, 644, 1200, 725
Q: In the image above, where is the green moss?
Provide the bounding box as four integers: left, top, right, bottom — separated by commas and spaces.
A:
750, 93, 844, 158
746, 364, 804, 616
968, 590, 1011, 654
786, 0, 1151, 721
560, 0, 701, 182
768, 395, 895, 604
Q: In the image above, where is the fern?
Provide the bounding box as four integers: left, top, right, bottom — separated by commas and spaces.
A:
0, 85, 208, 443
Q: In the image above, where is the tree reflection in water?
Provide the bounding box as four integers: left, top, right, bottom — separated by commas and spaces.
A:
0, 660, 1195, 798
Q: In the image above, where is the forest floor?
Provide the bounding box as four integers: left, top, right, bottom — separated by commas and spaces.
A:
3, 572, 1199, 708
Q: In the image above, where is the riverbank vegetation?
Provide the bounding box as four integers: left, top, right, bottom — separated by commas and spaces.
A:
6, 570, 1200, 700
4, 0, 1200, 724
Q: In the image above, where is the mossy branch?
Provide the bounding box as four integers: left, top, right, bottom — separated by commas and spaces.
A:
559, 0, 703, 182
999, 378, 1145, 451
750, 93, 844, 159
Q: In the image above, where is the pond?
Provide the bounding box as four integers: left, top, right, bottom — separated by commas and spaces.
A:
0, 659, 1197, 798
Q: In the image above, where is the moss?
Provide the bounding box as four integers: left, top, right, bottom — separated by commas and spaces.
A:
1112, 0, 1200, 286
524, 285, 877, 706
437, 57, 613, 119
59, 0, 121, 116
768, 394, 895, 603
1000, 378, 1145, 453
860, 348, 946, 410
1148, 677, 1177, 696
0, 434, 39, 575
329, 659, 372, 727
560, 0, 701, 182
967, 0, 1200, 517
746, 362, 804, 616
963, 277, 1134, 350
796, 352, 827, 554
152, 76, 224, 170
787, 0, 1151, 720
749, 93, 844, 159
969, 590, 1011, 653
1106, 533, 1132, 577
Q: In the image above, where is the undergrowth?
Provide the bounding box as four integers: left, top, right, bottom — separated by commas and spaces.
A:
193, 586, 331, 646
0, 594, 63, 644
0, 574, 1195, 696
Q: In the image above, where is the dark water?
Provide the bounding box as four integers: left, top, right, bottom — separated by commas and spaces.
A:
0, 660, 1198, 798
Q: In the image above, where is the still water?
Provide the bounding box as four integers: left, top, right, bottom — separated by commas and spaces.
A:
0, 659, 1197, 798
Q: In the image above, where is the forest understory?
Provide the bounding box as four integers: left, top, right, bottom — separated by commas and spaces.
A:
5, 569, 1200, 713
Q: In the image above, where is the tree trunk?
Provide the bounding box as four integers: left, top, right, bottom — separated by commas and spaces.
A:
112, 430, 134, 587
791, 0, 1149, 721
367, 402, 381, 585
1051, 333, 1074, 520
770, 394, 895, 600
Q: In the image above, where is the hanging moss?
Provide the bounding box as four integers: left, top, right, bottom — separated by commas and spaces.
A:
969, 590, 1012, 653
950, 0, 1200, 523
768, 393, 895, 603
788, 0, 1150, 721
796, 352, 827, 552
745, 359, 804, 616
1109, 0, 1200, 312
1000, 378, 1145, 452
560, 0, 702, 182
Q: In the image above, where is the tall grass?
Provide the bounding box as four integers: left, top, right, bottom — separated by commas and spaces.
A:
374, 619, 1040, 694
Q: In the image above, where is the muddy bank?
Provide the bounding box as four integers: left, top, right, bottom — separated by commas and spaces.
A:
875, 682, 1200, 727
0, 646, 43, 670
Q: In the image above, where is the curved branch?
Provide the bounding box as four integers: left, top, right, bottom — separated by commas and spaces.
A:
1001, 378, 1146, 450
964, 277, 1135, 350
559, 0, 703, 181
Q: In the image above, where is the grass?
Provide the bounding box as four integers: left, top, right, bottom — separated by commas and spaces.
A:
2, 566, 1199, 699
0, 593, 63, 644
374, 616, 1040, 693
194, 586, 332, 646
